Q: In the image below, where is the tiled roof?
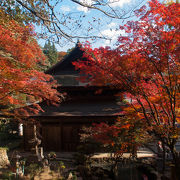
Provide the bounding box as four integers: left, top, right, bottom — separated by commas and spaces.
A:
33, 98, 124, 117
45, 44, 84, 75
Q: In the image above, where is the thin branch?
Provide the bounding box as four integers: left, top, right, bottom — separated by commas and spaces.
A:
15, 0, 51, 22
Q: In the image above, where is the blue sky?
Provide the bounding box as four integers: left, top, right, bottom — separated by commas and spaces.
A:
37, 0, 149, 52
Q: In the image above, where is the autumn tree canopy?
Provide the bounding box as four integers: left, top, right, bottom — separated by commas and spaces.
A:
0, 10, 60, 119
58, 51, 67, 61
74, 0, 180, 175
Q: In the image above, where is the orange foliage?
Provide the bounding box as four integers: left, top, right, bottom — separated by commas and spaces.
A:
58, 51, 67, 61
75, 0, 180, 157
0, 10, 60, 119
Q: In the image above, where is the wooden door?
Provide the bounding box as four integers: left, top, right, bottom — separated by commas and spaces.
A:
62, 124, 81, 151
42, 124, 61, 151
23, 124, 34, 151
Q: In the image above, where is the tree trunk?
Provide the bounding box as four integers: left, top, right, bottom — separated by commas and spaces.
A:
33, 124, 43, 161
162, 143, 166, 175
170, 147, 180, 180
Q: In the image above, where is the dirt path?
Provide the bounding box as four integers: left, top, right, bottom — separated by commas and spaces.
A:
34, 167, 60, 180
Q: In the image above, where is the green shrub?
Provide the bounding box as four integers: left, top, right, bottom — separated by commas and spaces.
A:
0, 170, 14, 180
25, 163, 42, 179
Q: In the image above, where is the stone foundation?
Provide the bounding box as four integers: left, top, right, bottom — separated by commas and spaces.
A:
0, 148, 10, 168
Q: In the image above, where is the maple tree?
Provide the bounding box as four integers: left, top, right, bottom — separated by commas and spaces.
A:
81, 116, 150, 156
74, 0, 180, 178
0, 10, 60, 119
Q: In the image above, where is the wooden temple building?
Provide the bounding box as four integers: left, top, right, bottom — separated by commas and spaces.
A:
23, 43, 122, 152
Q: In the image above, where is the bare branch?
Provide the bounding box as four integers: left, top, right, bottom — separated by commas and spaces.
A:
1, 0, 146, 44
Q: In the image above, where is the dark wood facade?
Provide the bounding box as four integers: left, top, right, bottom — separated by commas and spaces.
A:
23, 43, 122, 152
24, 116, 117, 152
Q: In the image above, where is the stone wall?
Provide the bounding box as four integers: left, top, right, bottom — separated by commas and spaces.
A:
0, 148, 10, 168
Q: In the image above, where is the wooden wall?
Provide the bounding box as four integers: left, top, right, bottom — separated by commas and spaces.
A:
23, 124, 34, 151
23, 116, 115, 152
41, 123, 82, 151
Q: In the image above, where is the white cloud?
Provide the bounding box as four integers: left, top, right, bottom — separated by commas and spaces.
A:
80, 0, 92, 5
79, 0, 131, 7
77, 6, 89, 13
101, 28, 123, 38
61, 5, 71, 12
109, 0, 131, 7
100, 28, 125, 46
76, 0, 93, 13
107, 22, 117, 28
76, 0, 131, 13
